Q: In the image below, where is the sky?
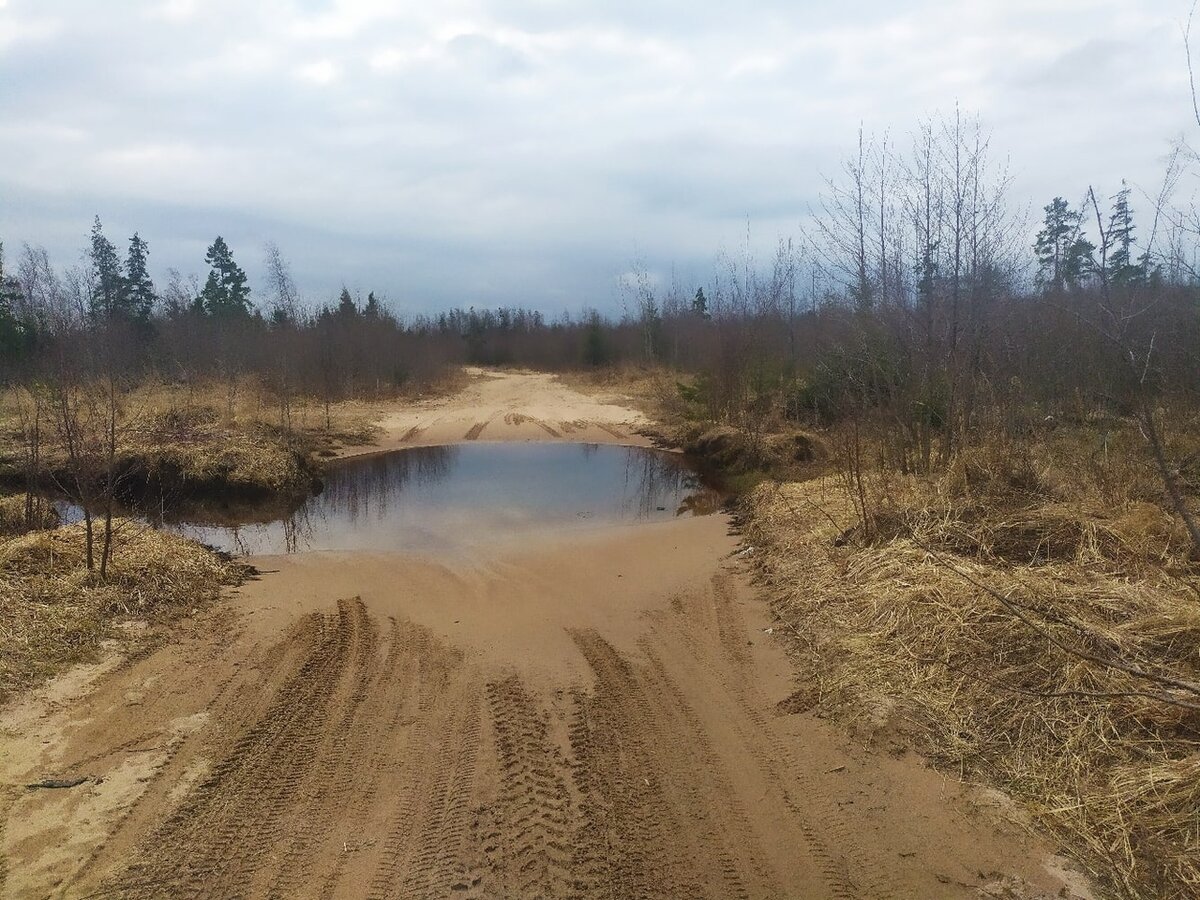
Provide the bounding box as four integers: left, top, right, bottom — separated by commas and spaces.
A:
0, 0, 1196, 316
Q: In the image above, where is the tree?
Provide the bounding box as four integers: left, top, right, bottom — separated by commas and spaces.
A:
89, 217, 126, 320
198, 236, 251, 316
160, 268, 192, 318
263, 241, 298, 326
1034, 197, 1093, 291
123, 233, 155, 322
0, 240, 28, 360
692, 287, 710, 319
582, 309, 609, 366
336, 286, 357, 318
1105, 183, 1144, 287
364, 291, 381, 319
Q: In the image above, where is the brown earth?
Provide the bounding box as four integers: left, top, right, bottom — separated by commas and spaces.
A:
0, 370, 1095, 899
337, 367, 653, 455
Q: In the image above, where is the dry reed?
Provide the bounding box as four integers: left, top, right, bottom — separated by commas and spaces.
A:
0, 517, 246, 703
747, 450, 1200, 898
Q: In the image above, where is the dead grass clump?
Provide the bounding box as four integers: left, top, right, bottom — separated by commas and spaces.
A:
863, 433, 1195, 575
133, 428, 311, 495
0, 521, 246, 703
748, 477, 1200, 897
0, 494, 57, 536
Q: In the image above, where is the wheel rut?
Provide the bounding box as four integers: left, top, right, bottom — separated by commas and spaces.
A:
17, 559, 1050, 900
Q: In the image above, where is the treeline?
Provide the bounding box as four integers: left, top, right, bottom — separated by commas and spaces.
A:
0, 226, 464, 404
3, 112, 1199, 465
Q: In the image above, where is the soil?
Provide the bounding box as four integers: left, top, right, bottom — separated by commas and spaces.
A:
337, 367, 654, 455
0, 370, 1095, 899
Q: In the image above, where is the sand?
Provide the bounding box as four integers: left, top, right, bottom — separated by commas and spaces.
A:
337, 367, 654, 455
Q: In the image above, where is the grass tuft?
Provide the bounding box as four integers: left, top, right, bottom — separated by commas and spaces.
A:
0, 513, 247, 704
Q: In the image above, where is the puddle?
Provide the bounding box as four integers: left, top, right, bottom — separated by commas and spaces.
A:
156, 443, 722, 555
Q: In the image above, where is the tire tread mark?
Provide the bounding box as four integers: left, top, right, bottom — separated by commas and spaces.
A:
480, 675, 578, 897
98, 600, 361, 898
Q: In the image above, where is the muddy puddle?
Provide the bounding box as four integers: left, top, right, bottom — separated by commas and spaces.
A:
127, 443, 722, 555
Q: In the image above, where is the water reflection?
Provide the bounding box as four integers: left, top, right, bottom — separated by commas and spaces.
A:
173, 443, 722, 556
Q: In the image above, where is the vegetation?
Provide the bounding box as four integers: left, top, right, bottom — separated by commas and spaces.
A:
0, 511, 246, 703
747, 431, 1199, 896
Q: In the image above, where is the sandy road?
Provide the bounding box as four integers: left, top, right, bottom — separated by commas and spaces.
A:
1, 371, 1092, 899
338, 367, 653, 454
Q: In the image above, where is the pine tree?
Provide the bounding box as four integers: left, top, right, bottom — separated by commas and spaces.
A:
692, 287, 710, 319
123, 232, 155, 321
198, 236, 251, 316
0, 240, 27, 357
89, 216, 126, 319
583, 310, 609, 366
336, 287, 357, 318
1034, 198, 1093, 291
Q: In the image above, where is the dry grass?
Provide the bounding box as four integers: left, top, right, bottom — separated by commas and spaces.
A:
0, 515, 246, 703
558, 364, 683, 423
0, 494, 56, 536
747, 429, 1200, 899
0, 377, 402, 498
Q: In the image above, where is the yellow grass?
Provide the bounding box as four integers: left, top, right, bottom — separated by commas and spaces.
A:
747, 452, 1200, 897
0, 515, 246, 702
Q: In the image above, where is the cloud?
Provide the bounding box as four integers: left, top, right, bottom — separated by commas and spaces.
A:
0, 0, 1194, 315
296, 59, 340, 84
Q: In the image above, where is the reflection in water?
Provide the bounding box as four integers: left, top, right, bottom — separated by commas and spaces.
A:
173, 443, 721, 556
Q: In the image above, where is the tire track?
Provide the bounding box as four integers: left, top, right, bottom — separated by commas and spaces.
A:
264, 602, 381, 897
637, 643, 775, 899
591, 421, 628, 440
656, 569, 903, 900
387, 684, 484, 899
398, 425, 424, 442
316, 618, 425, 900
98, 599, 366, 898
366, 638, 485, 900
502, 412, 562, 437
568, 629, 709, 900
480, 675, 577, 897
710, 570, 753, 671
0, 785, 16, 894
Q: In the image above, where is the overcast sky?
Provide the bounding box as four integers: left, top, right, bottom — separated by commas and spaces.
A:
0, 0, 1195, 315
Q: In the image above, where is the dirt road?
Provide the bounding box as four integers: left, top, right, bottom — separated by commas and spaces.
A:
339, 367, 652, 454
1, 372, 1091, 899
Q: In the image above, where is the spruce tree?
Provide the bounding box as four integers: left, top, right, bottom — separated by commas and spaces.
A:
337, 287, 357, 318
364, 291, 381, 319
1105, 183, 1144, 287
89, 216, 126, 319
124, 232, 155, 322
692, 287, 710, 319
198, 236, 252, 316
1034, 198, 1093, 291
0, 240, 27, 357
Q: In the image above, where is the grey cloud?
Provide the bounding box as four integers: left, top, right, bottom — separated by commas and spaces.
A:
0, 0, 1193, 316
